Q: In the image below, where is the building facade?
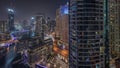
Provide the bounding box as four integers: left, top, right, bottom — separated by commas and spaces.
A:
55, 4, 69, 67
0, 20, 7, 33
109, 0, 120, 57
55, 3, 69, 45
35, 13, 46, 41
55, 9, 61, 37
69, 0, 105, 68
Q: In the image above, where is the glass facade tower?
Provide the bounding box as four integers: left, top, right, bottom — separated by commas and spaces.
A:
69, 0, 105, 68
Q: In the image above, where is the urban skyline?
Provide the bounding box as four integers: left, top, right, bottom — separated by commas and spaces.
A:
0, 0, 68, 20
0, 0, 120, 68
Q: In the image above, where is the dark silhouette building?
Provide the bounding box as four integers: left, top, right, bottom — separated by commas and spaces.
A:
8, 8, 15, 32
35, 13, 46, 41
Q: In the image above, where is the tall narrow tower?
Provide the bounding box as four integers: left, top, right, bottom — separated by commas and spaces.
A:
7, 0, 15, 32
35, 13, 46, 41
8, 8, 15, 32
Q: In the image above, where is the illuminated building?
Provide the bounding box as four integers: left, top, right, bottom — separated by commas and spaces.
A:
0, 20, 7, 33
55, 3, 69, 46
69, 0, 106, 68
61, 4, 69, 45
109, 0, 120, 58
0, 33, 11, 41
55, 8, 61, 37
55, 3, 69, 65
0, 20, 10, 41
30, 17, 36, 37
8, 8, 15, 32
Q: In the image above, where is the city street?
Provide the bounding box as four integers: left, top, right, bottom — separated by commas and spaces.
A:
55, 56, 68, 68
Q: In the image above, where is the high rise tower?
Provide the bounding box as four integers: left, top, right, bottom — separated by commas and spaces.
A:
35, 13, 46, 41
8, 8, 15, 32
69, 0, 106, 68
109, 0, 120, 58
55, 3, 69, 45
7, 0, 15, 32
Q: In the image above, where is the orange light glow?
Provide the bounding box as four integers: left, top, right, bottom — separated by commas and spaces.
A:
60, 49, 68, 58
53, 46, 59, 53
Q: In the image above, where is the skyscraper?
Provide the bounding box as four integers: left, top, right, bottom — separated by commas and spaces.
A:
30, 17, 36, 37
35, 13, 46, 41
55, 3, 69, 45
60, 4, 69, 46
69, 0, 105, 68
8, 8, 15, 32
55, 8, 61, 37
109, 0, 120, 58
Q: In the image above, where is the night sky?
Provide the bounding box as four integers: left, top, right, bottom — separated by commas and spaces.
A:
0, 0, 68, 20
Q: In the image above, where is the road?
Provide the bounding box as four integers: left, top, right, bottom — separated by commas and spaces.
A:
55, 57, 68, 68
